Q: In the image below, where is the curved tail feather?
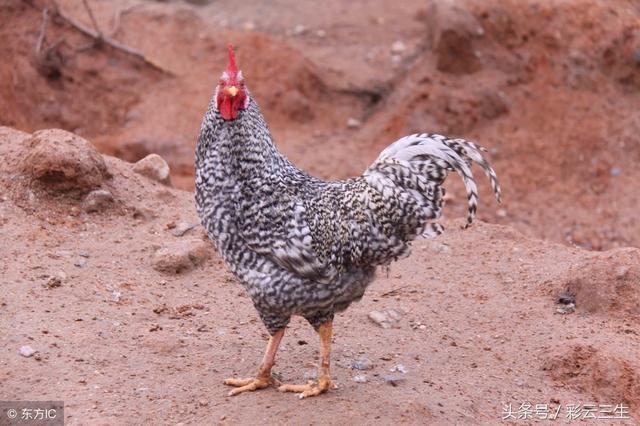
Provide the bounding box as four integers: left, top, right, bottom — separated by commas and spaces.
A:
368, 133, 501, 229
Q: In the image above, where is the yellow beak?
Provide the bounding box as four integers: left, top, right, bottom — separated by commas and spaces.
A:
225, 86, 239, 97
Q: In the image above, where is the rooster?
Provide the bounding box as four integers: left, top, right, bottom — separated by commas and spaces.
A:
195, 46, 501, 398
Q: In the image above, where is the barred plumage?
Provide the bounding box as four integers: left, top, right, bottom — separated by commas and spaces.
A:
195, 93, 501, 334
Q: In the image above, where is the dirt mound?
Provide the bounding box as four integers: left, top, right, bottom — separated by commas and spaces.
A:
544, 345, 640, 411
556, 248, 640, 321
0, 0, 162, 139
19, 128, 111, 192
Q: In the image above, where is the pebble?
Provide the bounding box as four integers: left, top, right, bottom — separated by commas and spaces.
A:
610, 167, 621, 177
368, 308, 405, 328
44, 271, 66, 289
316, 29, 326, 38
19, 345, 36, 357
391, 40, 406, 54
293, 24, 306, 35
351, 358, 373, 371
151, 239, 211, 273
496, 208, 508, 218
382, 375, 406, 387
390, 364, 408, 374
171, 221, 197, 237
346, 118, 362, 129
555, 303, 575, 314
82, 189, 114, 213
133, 154, 171, 185
353, 374, 368, 383
74, 257, 88, 268
243, 21, 255, 32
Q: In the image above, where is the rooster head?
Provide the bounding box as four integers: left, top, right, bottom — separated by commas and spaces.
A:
215, 45, 249, 121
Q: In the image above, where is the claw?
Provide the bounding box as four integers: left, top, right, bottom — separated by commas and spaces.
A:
278, 376, 333, 399
223, 375, 279, 396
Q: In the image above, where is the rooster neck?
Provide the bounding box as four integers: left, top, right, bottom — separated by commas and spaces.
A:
197, 98, 284, 173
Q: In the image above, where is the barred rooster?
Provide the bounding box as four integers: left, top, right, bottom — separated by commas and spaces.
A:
195, 46, 501, 398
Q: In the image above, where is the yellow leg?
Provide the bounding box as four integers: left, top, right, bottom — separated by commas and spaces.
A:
224, 329, 284, 396
279, 321, 333, 398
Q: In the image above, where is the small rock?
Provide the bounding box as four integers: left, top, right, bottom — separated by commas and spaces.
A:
152, 239, 211, 273
496, 208, 508, 218
82, 189, 114, 213
20, 129, 110, 192
390, 364, 408, 374
383, 375, 406, 387
133, 205, 157, 221
368, 309, 405, 328
171, 221, 197, 237
423, 240, 451, 254
19, 345, 36, 357
391, 40, 406, 54
44, 271, 66, 289
74, 257, 88, 268
316, 29, 326, 38
610, 167, 621, 177
293, 24, 306, 35
110, 289, 122, 302
353, 374, 368, 383
133, 154, 171, 185
243, 21, 255, 32
198, 399, 209, 407
555, 303, 575, 314
346, 118, 362, 129
351, 358, 373, 371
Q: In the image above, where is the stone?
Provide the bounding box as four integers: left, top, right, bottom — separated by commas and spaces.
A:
152, 239, 211, 273
20, 129, 110, 192
368, 308, 405, 328
383, 375, 406, 387
391, 40, 406, 54
19, 345, 36, 357
133, 154, 171, 185
346, 118, 362, 129
353, 374, 368, 383
351, 358, 373, 371
82, 189, 114, 213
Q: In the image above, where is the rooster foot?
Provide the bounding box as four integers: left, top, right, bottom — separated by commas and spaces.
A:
278, 376, 334, 399
223, 375, 281, 396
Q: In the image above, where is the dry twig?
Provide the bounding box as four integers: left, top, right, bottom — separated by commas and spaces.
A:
35, 7, 49, 54
81, 0, 102, 39
50, 0, 174, 76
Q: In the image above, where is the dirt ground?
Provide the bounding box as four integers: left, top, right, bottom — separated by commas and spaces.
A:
1, 0, 640, 424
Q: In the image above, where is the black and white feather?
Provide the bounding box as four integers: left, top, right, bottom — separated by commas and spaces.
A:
195, 95, 501, 335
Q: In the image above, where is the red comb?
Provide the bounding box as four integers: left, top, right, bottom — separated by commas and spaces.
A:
227, 45, 238, 74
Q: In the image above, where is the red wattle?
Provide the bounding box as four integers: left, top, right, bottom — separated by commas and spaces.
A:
219, 98, 237, 120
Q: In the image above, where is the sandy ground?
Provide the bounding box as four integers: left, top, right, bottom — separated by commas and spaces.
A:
1, 0, 640, 424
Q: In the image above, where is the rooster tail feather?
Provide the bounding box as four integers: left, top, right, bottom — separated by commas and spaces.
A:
368, 133, 501, 228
